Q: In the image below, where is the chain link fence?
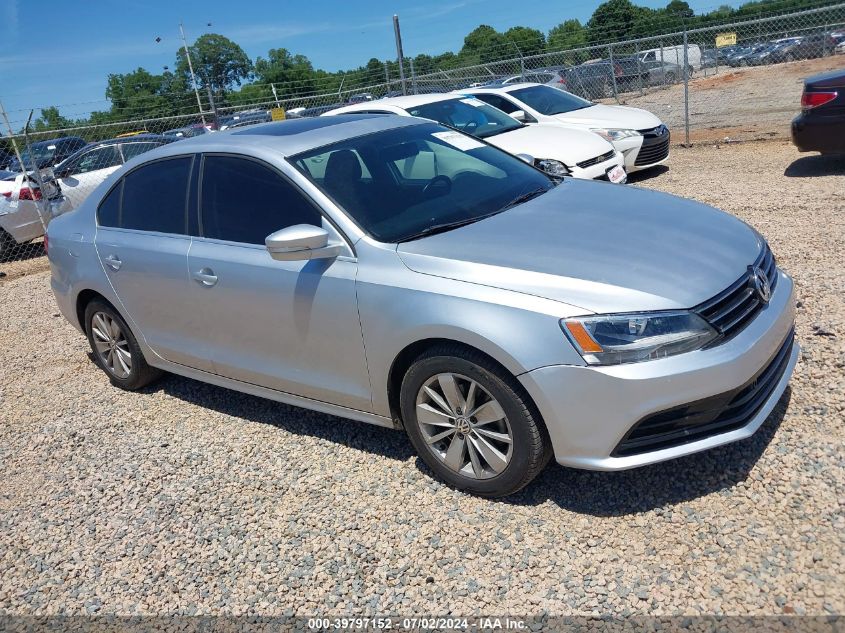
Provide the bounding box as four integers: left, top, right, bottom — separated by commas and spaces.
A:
1, 3, 843, 268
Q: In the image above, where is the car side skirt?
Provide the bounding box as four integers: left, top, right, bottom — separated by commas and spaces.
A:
148, 356, 399, 430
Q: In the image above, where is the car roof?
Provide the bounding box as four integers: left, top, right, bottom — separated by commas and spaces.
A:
131, 113, 427, 160
329, 93, 463, 114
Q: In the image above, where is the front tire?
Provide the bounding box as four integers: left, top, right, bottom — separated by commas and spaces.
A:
84, 300, 162, 390
399, 345, 550, 497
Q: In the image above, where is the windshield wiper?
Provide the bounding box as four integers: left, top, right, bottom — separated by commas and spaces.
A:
398, 211, 504, 243
499, 187, 550, 212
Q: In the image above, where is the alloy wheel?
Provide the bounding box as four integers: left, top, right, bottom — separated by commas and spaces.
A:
415, 373, 513, 480
91, 311, 132, 379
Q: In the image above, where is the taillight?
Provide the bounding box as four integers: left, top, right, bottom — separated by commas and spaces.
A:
1, 191, 10, 198
801, 90, 837, 109
18, 187, 42, 201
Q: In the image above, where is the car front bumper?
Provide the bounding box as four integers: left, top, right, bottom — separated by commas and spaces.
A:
569, 152, 627, 182
615, 130, 671, 172
518, 270, 797, 471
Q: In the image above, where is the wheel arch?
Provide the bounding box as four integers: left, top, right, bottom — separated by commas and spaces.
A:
75, 289, 119, 331
386, 337, 538, 426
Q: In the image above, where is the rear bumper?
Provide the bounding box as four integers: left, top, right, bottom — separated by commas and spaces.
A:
518, 270, 797, 471
792, 112, 845, 153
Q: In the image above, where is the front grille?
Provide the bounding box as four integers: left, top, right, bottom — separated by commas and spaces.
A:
577, 149, 616, 169
612, 329, 794, 457
634, 135, 670, 166
695, 244, 778, 343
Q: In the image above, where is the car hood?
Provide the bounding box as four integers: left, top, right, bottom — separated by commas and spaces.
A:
484, 124, 614, 165
396, 179, 763, 314
550, 104, 662, 130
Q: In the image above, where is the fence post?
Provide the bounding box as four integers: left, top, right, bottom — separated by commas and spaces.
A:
409, 58, 418, 95
683, 29, 690, 147
635, 41, 644, 95
609, 43, 619, 102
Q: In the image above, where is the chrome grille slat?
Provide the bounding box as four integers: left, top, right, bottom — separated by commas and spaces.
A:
577, 150, 616, 170
695, 243, 778, 342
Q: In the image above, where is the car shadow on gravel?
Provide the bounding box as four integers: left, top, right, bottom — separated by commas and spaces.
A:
146, 373, 416, 462
504, 388, 792, 515
625, 165, 669, 183
784, 154, 845, 177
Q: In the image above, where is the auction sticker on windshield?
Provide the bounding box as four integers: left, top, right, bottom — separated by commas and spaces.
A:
432, 130, 485, 151
607, 165, 627, 184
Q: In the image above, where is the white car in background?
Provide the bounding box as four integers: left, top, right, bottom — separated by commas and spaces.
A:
52, 135, 176, 212
324, 94, 627, 183
0, 169, 63, 259
1, 135, 174, 260
460, 84, 670, 173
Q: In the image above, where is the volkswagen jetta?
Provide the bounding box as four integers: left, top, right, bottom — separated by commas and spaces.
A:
47, 115, 798, 497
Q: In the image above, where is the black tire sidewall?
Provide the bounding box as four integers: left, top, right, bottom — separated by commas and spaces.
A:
400, 354, 543, 497
84, 300, 147, 390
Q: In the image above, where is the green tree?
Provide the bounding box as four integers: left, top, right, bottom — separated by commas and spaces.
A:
253, 48, 317, 98
177, 33, 253, 96
31, 106, 73, 132
503, 26, 546, 58
460, 25, 507, 63
587, 0, 641, 43
105, 67, 175, 119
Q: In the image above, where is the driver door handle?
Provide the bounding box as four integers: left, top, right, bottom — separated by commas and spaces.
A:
103, 254, 122, 271
192, 268, 218, 287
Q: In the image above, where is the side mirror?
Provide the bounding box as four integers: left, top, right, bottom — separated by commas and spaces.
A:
510, 110, 528, 122
515, 153, 534, 165
265, 224, 342, 261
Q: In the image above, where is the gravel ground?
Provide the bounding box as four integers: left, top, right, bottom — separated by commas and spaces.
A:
0, 141, 843, 618
614, 56, 845, 144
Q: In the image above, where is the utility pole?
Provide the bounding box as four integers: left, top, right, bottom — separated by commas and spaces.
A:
179, 22, 207, 125
393, 15, 407, 96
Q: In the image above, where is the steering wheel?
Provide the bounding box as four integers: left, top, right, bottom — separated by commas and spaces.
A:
422, 175, 452, 198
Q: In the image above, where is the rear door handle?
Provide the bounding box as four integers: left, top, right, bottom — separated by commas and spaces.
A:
192, 268, 218, 287
103, 254, 122, 271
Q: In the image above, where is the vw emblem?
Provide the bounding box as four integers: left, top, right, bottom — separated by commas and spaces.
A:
749, 266, 771, 303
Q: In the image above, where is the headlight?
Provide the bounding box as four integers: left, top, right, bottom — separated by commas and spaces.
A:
561, 311, 717, 365
534, 159, 570, 176
590, 128, 642, 142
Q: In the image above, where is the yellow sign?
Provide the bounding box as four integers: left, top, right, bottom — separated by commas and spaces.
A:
270, 108, 286, 121
716, 32, 737, 48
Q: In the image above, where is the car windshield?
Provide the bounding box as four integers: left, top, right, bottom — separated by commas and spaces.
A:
405, 98, 523, 139
8, 143, 56, 170
290, 122, 555, 243
509, 85, 593, 115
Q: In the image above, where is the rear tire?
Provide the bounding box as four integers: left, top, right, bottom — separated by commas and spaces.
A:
399, 344, 551, 498
84, 299, 162, 390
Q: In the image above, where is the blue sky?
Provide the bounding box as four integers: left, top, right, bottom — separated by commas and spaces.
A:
0, 0, 734, 127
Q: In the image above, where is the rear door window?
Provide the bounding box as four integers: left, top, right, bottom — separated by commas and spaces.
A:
102, 157, 192, 234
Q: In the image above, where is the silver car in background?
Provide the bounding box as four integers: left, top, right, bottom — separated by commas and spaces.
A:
47, 115, 798, 497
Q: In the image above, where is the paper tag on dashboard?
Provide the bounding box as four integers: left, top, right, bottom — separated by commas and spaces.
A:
460, 98, 485, 107
432, 130, 485, 151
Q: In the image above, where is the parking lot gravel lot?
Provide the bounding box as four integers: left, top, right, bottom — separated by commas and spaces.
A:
0, 140, 843, 617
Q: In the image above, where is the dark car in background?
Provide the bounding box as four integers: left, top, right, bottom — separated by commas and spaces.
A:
5, 136, 86, 172
792, 69, 845, 155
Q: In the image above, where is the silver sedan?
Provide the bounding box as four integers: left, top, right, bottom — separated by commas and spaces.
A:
47, 114, 798, 497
